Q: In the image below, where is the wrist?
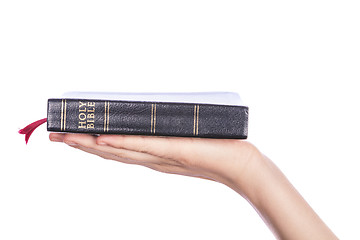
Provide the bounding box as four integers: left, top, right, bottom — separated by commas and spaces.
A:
218, 141, 267, 200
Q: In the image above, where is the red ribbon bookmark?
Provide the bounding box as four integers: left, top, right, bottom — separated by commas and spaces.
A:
19, 118, 47, 144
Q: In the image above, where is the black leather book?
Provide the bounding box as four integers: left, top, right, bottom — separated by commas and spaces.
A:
46, 92, 249, 139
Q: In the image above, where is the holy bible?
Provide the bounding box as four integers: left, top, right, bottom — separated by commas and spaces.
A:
19, 92, 249, 143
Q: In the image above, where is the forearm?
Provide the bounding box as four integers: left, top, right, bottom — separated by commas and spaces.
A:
227, 153, 338, 240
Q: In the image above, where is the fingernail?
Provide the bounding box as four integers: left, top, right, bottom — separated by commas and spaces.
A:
50, 136, 62, 142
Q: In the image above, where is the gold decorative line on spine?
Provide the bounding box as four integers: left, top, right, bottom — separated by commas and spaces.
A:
193, 105, 200, 136
104, 101, 107, 132
151, 104, 154, 133
193, 105, 197, 135
106, 102, 110, 132
61, 99, 64, 131
196, 104, 199, 135
153, 103, 156, 134
151, 103, 157, 134
64, 100, 67, 131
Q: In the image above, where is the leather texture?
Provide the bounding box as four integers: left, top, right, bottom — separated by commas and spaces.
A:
47, 98, 248, 139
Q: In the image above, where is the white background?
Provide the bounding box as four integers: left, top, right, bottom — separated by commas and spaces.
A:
1, 1, 359, 239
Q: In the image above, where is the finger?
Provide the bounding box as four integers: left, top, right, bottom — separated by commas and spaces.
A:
96, 135, 236, 168
69, 143, 211, 180
96, 135, 203, 163
61, 133, 182, 167
69, 143, 144, 165
49, 133, 66, 142
52, 134, 219, 181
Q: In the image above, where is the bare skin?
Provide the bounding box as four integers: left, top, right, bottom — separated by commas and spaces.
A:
49, 133, 338, 240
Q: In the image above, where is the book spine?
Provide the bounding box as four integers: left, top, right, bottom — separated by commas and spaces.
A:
47, 99, 248, 139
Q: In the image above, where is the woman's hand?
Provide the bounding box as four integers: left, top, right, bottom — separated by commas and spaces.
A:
49, 133, 338, 239
49, 133, 262, 195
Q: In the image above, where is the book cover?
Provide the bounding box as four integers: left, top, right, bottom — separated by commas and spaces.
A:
20, 92, 249, 142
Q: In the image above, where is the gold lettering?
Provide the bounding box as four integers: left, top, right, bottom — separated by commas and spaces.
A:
79, 101, 87, 112
78, 121, 87, 129
88, 102, 95, 107
79, 101, 87, 108
79, 112, 86, 121
78, 101, 96, 129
